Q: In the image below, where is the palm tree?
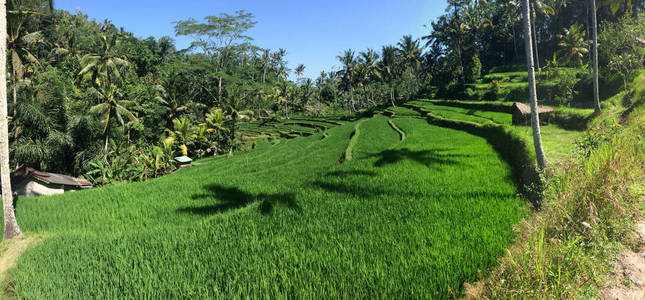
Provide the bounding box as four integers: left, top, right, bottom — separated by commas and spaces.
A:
165, 117, 194, 156
601, 0, 633, 15
522, 0, 548, 170
261, 49, 270, 84
6, 0, 53, 118
204, 108, 229, 137
396, 35, 422, 72
337, 49, 357, 112
295, 64, 305, 81
556, 24, 590, 67
89, 85, 137, 152
378, 46, 398, 107
591, 0, 601, 114
79, 34, 129, 88
529, 0, 555, 72
0, 0, 22, 240
0, 0, 53, 240
360, 49, 380, 105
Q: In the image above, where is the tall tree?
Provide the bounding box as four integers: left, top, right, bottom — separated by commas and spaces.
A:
79, 33, 130, 88
378, 46, 398, 107
174, 10, 257, 104
337, 49, 357, 112
556, 24, 590, 67
591, 0, 601, 114
89, 85, 137, 151
1, 0, 22, 239
1, 0, 53, 240
6, 0, 52, 117
523, 0, 548, 170
396, 35, 422, 72
295, 64, 305, 81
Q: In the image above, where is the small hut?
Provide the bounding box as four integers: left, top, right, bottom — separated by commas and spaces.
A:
511, 102, 555, 126
10, 165, 93, 197
174, 156, 193, 169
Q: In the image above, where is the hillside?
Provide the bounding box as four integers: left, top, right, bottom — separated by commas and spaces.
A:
5, 112, 532, 298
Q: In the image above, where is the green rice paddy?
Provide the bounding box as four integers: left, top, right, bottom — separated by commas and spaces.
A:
10, 113, 528, 298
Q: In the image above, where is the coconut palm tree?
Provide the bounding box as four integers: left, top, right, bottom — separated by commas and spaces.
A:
530, 0, 555, 71
6, 0, 54, 118
602, 0, 633, 15
522, 0, 548, 170
0, 0, 22, 240
396, 35, 422, 72
0, 0, 53, 240
337, 50, 358, 112
295, 64, 305, 81
360, 49, 380, 105
556, 24, 590, 67
79, 33, 130, 88
89, 85, 137, 152
377, 46, 398, 107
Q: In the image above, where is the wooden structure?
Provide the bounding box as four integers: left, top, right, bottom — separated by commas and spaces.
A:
511, 102, 555, 126
10, 165, 93, 197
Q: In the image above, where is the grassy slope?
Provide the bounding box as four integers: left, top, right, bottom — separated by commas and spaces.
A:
406, 100, 585, 162
10, 115, 526, 298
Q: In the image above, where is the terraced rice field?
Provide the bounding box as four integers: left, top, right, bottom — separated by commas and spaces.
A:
405, 100, 586, 162
9, 114, 527, 298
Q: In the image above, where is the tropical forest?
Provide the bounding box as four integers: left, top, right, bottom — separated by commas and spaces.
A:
0, 0, 643, 298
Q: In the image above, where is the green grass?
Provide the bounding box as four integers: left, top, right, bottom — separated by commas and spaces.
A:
407, 100, 585, 162
510, 125, 584, 162
9, 114, 527, 299
409, 101, 512, 125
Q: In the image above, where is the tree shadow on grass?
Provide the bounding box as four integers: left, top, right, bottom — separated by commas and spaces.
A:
180, 184, 301, 216
370, 148, 470, 169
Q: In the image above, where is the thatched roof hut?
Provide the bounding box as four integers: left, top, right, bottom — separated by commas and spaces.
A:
9, 165, 93, 197
511, 102, 555, 126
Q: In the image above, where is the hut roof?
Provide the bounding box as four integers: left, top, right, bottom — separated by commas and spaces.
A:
11, 165, 93, 188
512, 102, 555, 115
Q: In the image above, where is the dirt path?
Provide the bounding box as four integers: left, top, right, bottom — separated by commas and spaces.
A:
601, 222, 645, 299
0, 234, 42, 298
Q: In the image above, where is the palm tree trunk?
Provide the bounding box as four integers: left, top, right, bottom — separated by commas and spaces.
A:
390, 84, 396, 107
0, 0, 22, 240
591, 0, 601, 114
530, 2, 541, 73
104, 131, 109, 152
523, 0, 548, 171
350, 87, 356, 112
456, 38, 464, 83
218, 76, 223, 105
262, 66, 267, 84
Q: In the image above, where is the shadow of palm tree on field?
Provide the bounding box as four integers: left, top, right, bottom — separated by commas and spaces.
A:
180, 184, 301, 216
370, 148, 470, 168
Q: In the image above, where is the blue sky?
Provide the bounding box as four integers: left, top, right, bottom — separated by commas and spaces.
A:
54, 0, 447, 80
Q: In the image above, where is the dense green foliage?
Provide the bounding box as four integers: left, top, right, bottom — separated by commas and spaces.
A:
6, 0, 645, 184
10, 115, 527, 298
